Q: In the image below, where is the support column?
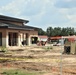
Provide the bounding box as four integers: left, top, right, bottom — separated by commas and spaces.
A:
2, 31, 8, 47
26, 33, 31, 46
6, 31, 8, 47
18, 33, 21, 46
20, 33, 23, 43
28, 36, 31, 46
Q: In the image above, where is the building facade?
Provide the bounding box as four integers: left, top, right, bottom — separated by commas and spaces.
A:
0, 15, 39, 47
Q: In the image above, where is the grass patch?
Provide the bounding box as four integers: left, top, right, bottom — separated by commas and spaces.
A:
0, 46, 8, 53
43, 46, 53, 51
1, 69, 43, 75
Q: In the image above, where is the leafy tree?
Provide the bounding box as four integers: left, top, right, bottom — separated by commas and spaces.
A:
38, 28, 46, 35
53, 27, 61, 36
38, 26, 76, 37
47, 27, 76, 36
46, 27, 53, 37
66, 27, 75, 35
60, 28, 67, 36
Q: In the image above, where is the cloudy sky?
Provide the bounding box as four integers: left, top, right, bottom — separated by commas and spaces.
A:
0, 0, 76, 30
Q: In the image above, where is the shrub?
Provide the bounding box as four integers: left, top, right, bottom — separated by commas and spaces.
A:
0, 46, 8, 53
44, 46, 53, 51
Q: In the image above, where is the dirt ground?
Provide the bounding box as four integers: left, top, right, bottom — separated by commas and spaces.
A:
0, 45, 76, 75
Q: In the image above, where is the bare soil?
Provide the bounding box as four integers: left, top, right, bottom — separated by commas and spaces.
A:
0, 46, 76, 75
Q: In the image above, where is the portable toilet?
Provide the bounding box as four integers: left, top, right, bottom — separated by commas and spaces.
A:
64, 39, 76, 54
71, 42, 76, 54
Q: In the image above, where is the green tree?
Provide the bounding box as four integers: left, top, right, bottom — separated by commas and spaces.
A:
46, 27, 53, 37
60, 28, 67, 36
38, 27, 76, 36
66, 27, 75, 35
38, 28, 46, 35
53, 27, 61, 36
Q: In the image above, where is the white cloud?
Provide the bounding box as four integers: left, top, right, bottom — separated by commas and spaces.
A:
0, 0, 56, 16
0, 0, 29, 16
0, 0, 76, 30
65, 0, 72, 2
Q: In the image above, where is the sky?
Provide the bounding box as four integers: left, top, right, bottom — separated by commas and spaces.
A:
0, 0, 76, 30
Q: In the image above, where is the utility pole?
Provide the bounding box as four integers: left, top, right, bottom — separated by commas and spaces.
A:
60, 36, 64, 75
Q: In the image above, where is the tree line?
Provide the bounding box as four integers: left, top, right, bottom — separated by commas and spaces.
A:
38, 27, 76, 37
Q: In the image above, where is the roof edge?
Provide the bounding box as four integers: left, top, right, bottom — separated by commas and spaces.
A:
0, 15, 29, 23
